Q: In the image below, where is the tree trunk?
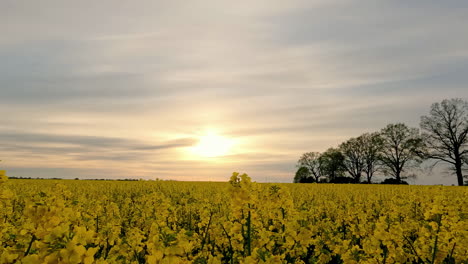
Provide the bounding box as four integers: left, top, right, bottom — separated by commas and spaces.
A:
395, 169, 401, 183
355, 172, 361, 183
366, 172, 372, 183
455, 158, 464, 186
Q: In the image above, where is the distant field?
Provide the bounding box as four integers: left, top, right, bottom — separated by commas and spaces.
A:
1, 174, 467, 263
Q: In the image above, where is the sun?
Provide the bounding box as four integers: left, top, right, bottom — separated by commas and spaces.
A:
191, 132, 235, 158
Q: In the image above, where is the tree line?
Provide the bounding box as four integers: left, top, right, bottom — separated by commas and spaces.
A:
294, 98, 468, 186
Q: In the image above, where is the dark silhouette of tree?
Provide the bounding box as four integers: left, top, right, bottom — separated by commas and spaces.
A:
297, 152, 324, 183
361, 132, 383, 183
294, 167, 312, 183
420, 98, 468, 186
320, 148, 345, 182
464, 156, 468, 185
381, 178, 408, 185
340, 137, 365, 183
379, 123, 425, 183
329, 176, 354, 183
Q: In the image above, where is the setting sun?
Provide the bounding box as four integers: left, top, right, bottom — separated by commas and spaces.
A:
191, 132, 235, 158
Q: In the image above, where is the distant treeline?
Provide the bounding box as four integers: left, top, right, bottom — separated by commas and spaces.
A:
294, 98, 468, 186
8, 176, 64, 180
8, 177, 140, 181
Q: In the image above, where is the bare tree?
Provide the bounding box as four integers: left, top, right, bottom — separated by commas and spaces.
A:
340, 137, 365, 183
297, 152, 324, 183
379, 123, 425, 183
361, 132, 383, 183
420, 98, 468, 186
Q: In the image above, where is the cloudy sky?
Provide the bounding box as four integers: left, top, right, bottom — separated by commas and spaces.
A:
1, 0, 467, 184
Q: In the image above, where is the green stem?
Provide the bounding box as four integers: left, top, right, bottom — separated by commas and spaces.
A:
449, 242, 456, 260
220, 224, 234, 264
96, 215, 99, 233
403, 235, 422, 262
246, 210, 251, 256
24, 234, 36, 256
200, 213, 213, 251
431, 215, 442, 264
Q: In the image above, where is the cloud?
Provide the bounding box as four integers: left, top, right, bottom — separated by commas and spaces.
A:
5, 167, 128, 180
0, 131, 133, 148
0, 131, 195, 150
0, 131, 196, 165
1, 0, 467, 184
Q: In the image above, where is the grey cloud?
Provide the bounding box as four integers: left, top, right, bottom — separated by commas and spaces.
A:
1, 1, 468, 184
269, 1, 468, 47
1, 73, 149, 103
262, 1, 468, 89
5, 167, 128, 179
132, 138, 197, 151
0, 40, 179, 105
71, 153, 146, 162
0, 131, 130, 148
237, 161, 295, 173
0, 143, 85, 155
0, 131, 196, 160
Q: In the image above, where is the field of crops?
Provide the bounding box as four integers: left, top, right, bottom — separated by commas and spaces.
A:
1, 171, 467, 263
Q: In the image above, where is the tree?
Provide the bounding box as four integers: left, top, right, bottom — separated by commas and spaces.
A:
420, 98, 468, 186
379, 123, 425, 183
294, 167, 312, 183
339, 137, 365, 183
361, 132, 383, 183
320, 148, 345, 182
381, 178, 408, 185
296, 152, 324, 183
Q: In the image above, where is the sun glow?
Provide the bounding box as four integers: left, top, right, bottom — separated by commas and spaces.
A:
191, 132, 235, 158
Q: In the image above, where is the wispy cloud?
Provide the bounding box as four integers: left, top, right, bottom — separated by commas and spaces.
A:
1, 0, 467, 184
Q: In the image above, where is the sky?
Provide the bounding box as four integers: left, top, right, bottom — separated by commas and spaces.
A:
1, 0, 467, 184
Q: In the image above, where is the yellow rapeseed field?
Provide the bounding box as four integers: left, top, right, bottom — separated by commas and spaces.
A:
1, 171, 467, 263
